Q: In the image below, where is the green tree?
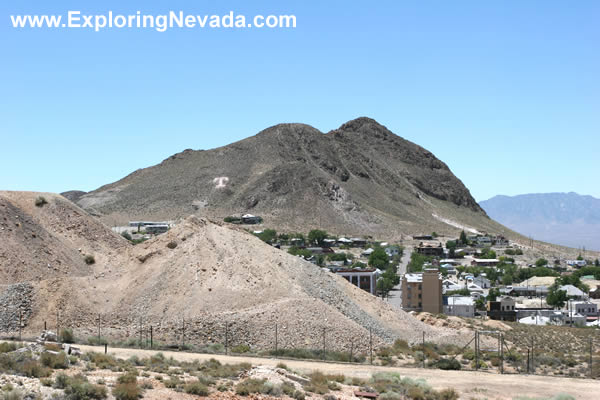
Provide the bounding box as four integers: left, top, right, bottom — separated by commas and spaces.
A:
487, 287, 501, 302
546, 287, 568, 309
446, 240, 457, 250
595, 259, 600, 267
368, 247, 389, 269
376, 277, 395, 299
256, 229, 277, 243
480, 248, 497, 259
577, 254, 584, 261
535, 258, 548, 267
308, 229, 328, 245
459, 230, 467, 245
288, 246, 311, 258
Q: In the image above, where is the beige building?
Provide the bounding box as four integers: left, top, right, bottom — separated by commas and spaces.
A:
401, 268, 443, 313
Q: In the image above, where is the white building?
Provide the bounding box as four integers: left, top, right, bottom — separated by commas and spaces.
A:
444, 296, 475, 317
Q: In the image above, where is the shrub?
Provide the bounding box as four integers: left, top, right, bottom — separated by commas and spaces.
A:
84, 255, 95, 265
113, 381, 141, 400
185, 381, 210, 396
54, 373, 107, 399
35, 196, 48, 207
166, 241, 178, 249
435, 358, 461, 370
231, 344, 251, 354
21, 359, 52, 377
121, 231, 132, 241
40, 351, 68, 369
235, 378, 267, 396
0, 342, 18, 353
438, 388, 460, 400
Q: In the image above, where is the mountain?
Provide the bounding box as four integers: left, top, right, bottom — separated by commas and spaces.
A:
0, 191, 467, 349
75, 117, 506, 238
480, 192, 600, 251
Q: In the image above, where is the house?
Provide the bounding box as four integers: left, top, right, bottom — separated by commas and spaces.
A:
467, 283, 484, 294
519, 315, 551, 326
415, 241, 444, 256
589, 285, 600, 299
471, 258, 500, 267
401, 269, 443, 314
476, 236, 492, 247
440, 264, 457, 275
337, 237, 352, 246
493, 236, 510, 247
444, 296, 475, 317
241, 214, 262, 224
572, 301, 598, 317
440, 259, 460, 265
145, 224, 169, 234
322, 239, 337, 248
472, 275, 491, 289
306, 247, 334, 254
487, 296, 517, 321
385, 246, 401, 257
413, 235, 433, 240
503, 285, 549, 297
563, 311, 586, 326
350, 238, 367, 247
566, 260, 587, 268
559, 284, 586, 299
442, 279, 463, 292
336, 269, 378, 295
361, 248, 375, 257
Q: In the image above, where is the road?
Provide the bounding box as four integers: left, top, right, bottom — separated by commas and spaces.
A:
72, 343, 598, 400
386, 247, 412, 309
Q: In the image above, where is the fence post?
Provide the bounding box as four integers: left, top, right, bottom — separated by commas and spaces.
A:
275, 323, 278, 357
531, 337, 535, 374
150, 325, 153, 349
44, 321, 46, 331
182, 317, 185, 350
422, 331, 426, 368
369, 327, 373, 365
19, 310, 22, 341
56, 310, 60, 342
225, 322, 229, 355
139, 317, 143, 348
590, 338, 593, 378
350, 341, 354, 363
527, 348, 530, 374
475, 331, 479, 371
322, 328, 326, 360
500, 333, 504, 374
104, 343, 107, 354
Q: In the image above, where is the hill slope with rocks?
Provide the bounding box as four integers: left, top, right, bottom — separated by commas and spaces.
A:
75, 118, 508, 239
480, 192, 600, 251
0, 191, 469, 350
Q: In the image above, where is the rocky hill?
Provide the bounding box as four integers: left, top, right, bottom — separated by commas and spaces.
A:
480, 192, 600, 251
0, 191, 469, 350
75, 118, 507, 238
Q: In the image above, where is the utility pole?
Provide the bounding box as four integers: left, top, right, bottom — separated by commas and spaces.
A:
422, 331, 426, 368
475, 331, 479, 371
369, 327, 373, 365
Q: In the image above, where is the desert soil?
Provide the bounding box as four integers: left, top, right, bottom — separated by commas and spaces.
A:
75, 343, 600, 400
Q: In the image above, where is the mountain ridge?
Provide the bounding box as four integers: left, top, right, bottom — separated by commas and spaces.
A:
75, 117, 494, 238
480, 192, 600, 251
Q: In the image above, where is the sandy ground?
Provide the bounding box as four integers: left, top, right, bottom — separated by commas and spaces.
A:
73, 343, 599, 400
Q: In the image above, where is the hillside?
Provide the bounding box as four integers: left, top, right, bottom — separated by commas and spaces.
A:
75, 118, 511, 239
481, 192, 600, 251
0, 191, 468, 350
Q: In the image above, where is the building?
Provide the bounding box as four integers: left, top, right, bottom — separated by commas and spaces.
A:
589, 285, 600, 299
572, 301, 598, 317
476, 236, 492, 247
145, 224, 169, 234
241, 214, 262, 224
413, 234, 433, 240
566, 260, 587, 268
472, 275, 491, 289
487, 296, 517, 321
444, 296, 475, 317
415, 242, 444, 256
471, 258, 500, 267
442, 279, 463, 292
385, 246, 401, 257
559, 284, 586, 299
336, 269, 378, 295
350, 238, 367, 247
401, 268, 443, 313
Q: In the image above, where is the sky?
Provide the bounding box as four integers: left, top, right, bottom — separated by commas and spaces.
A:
1, 1, 598, 202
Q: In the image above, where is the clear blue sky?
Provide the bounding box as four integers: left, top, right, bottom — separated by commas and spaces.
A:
1, 1, 598, 201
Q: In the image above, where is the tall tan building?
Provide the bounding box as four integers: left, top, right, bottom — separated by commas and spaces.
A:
401, 268, 443, 314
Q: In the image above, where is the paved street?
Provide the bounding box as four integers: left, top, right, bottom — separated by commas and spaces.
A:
386, 246, 412, 309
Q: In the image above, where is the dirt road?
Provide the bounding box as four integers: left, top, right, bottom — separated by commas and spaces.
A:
75, 343, 597, 400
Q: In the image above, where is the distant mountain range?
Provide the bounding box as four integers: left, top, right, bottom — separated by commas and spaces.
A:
480, 193, 600, 251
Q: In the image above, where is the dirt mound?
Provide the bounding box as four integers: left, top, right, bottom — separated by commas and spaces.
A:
0, 193, 468, 350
